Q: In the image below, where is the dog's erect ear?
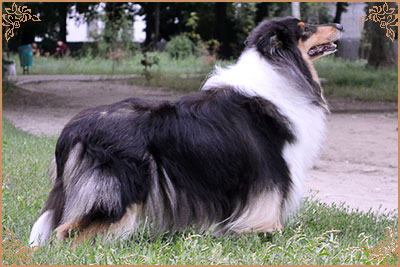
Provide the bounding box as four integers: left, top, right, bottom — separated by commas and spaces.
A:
257, 33, 283, 55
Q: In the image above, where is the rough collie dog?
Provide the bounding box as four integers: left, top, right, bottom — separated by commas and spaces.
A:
30, 17, 343, 247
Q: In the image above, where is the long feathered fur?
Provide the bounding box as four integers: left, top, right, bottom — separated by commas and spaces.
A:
29, 17, 342, 246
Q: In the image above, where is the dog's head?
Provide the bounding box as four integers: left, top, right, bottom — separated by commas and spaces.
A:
245, 17, 343, 112
245, 17, 343, 61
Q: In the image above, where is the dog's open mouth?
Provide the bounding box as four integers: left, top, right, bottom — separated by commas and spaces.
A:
308, 42, 337, 57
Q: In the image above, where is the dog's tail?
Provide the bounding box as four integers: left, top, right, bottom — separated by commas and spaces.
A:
29, 210, 56, 247
30, 140, 146, 246
29, 158, 62, 246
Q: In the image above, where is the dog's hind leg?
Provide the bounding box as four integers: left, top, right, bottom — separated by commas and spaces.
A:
54, 219, 111, 248
226, 189, 283, 234
74, 205, 143, 247
55, 220, 80, 240
71, 222, 110, 248
55, 204, 142, 247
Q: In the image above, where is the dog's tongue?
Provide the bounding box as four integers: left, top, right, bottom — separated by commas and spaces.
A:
308, 43, 336, 57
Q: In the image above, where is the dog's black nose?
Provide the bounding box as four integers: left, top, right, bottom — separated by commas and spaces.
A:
335, 24, 344, 32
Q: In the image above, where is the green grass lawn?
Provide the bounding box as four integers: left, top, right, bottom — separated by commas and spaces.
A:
6, 52, 397, 102
314, 56, 398, 102
2, 118, 398, 265
7, 52, 216, 76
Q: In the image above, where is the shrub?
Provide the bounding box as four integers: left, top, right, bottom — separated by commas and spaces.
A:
165, 34, 194, 59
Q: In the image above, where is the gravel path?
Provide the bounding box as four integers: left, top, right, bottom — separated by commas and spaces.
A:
3, 75, 398, 213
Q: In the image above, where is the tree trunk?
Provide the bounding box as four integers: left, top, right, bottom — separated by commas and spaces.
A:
142, 4, 155, 48
333, 3, 347, 58
333, 2, 346, 24
367, 2, 396, 67
58, 4, 68, 42
214, 3, 228, 58
255, 3, 269, 23
154, 2, 160, 48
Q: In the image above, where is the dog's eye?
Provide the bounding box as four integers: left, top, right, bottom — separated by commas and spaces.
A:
302, 27, 312, 36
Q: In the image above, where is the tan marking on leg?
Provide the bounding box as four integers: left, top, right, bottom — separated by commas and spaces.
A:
71, 222, 110, 249
110, 204, 142, 238
55, 221, 80, 240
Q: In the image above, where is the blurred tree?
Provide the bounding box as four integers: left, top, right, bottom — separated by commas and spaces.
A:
214, 3, 229, 57
255, 3, 291, 23
2, 2, 73, 51
104, 2, 125, 44
301, 2, 332, 24
232, 3, 257, 57
255, 3, 269, 23
365, 2, 396, 67
3, 2, 299, 59
181, 11, 220, 59
138, 2, 291, 58
139, 3, 155, 47
139, 2, 220, 50
57, 3, 74, 42
190, 4, 215, 42
185, 12, 201, 44
154, 3, 160, 48
74, 2, 101, 23
332, 3, 348, 59
140, 3, 192, 48
333, 2, 348, 24
88, 3, 136, 57
32, 3, 73, 42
